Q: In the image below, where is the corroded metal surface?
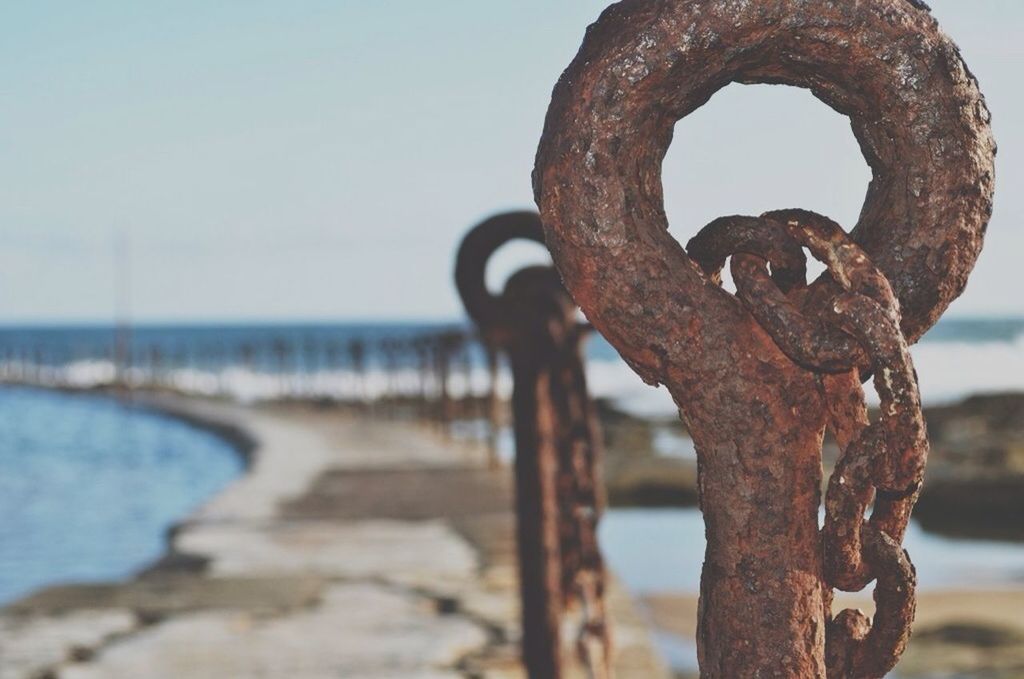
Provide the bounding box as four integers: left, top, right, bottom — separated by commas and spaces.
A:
718, 211, 925, 677
534, 1, 995, 677
455, 212, 611, 678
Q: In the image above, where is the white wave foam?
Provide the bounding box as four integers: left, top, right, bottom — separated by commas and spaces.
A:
912, 337, 1024, 404
3, 336, 1020, 419
587, 337, 1024, 418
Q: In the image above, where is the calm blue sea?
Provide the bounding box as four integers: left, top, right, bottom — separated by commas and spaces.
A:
0, 386, 243, 605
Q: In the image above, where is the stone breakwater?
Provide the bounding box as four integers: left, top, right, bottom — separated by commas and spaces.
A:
0, 392, 668, 679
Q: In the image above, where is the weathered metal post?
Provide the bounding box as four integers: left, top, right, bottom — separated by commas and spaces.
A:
272, 338, 290, 399
534, 1, 995, 676
380, 338, 399, 416
435, 331, 464, 436
483, 342, 502, 467
457, 335, 474, 429
347, 339, 367, 411
411, 336, 431, 421
239, 342, 255, 372
456, 212, 611, 679
149, 346, 163, 387
303, 337, 318, 397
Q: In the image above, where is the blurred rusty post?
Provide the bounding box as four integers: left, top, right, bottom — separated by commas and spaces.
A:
534, 1, 995, 675
239, 343, 255, 371
149, 346, 163, 387
21, 346, 31, 382
303, 337, 318, 397
32, 346, 43, 385
456, 212, 611, 679
348, 339, 366, 411
1, 346, 11, 381
174, 343, 188, 387
380, 338, 399, 417
272, 338, 290, 399
435, 331, 462, 436
484, 342, 502, 468
113, 326, 131, 389
458, 334, 474, 429
412, 337, 432, 422
212, 343, 227, 395
325, 340, 340, 372
324, 340, 341, 402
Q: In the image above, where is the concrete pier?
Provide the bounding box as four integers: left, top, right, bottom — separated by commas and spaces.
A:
0, 394, 669, 678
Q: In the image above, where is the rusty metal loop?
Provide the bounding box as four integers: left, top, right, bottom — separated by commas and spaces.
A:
535, 0, 995, 384
535, 1, 993, 675
502, 266, 578, 347
686, 209, 879, 373
827, 293, 927, 495
686, 215, 806, 293
723, 209, 905, 374
454, 211, 548, 340
821, 371, 921, 594
826, 528, 917, 679
732, 253, 863, 372
687, 210, 866, 372
772, 209, 895, 314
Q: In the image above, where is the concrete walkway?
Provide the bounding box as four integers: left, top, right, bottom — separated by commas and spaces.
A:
0, 395, 669, 678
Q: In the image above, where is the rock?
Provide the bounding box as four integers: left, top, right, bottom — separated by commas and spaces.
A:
606, 458, 700, 507
915, 393, 1024, 540
925, 393, 1024, 474
597, 400, 701, 508
915, 476, 1024, 541
913, 622, 1024, 648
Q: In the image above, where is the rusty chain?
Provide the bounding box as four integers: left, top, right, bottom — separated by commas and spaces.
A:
455, 212, 612, 679
551, 321, 612, 678
688, 209, 924, 678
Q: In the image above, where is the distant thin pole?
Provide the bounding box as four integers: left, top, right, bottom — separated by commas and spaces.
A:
114, 228, 132, 388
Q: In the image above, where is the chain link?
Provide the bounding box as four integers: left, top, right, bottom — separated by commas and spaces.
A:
689, 209, 927, 678
555, 325, 612, 678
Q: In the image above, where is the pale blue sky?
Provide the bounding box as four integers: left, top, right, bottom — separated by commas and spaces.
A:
1, 1, 1020, 323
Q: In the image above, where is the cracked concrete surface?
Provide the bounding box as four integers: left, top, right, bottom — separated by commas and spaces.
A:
0, 395, 669, 678
59, 584, 486, 679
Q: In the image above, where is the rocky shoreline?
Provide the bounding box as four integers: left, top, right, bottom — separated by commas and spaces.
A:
601, 392, 1024, 543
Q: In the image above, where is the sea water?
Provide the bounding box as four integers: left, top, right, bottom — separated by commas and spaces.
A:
0, 387, 243, 605
600, 508, 1024, 595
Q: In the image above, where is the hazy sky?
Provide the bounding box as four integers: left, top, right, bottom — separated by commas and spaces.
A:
2, 1, 1021, 323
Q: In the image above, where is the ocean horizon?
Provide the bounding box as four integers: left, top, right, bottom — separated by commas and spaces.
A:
1, 316, 1022, 417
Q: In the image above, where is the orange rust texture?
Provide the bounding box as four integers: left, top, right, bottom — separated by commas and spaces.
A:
534, 1, 994, 676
